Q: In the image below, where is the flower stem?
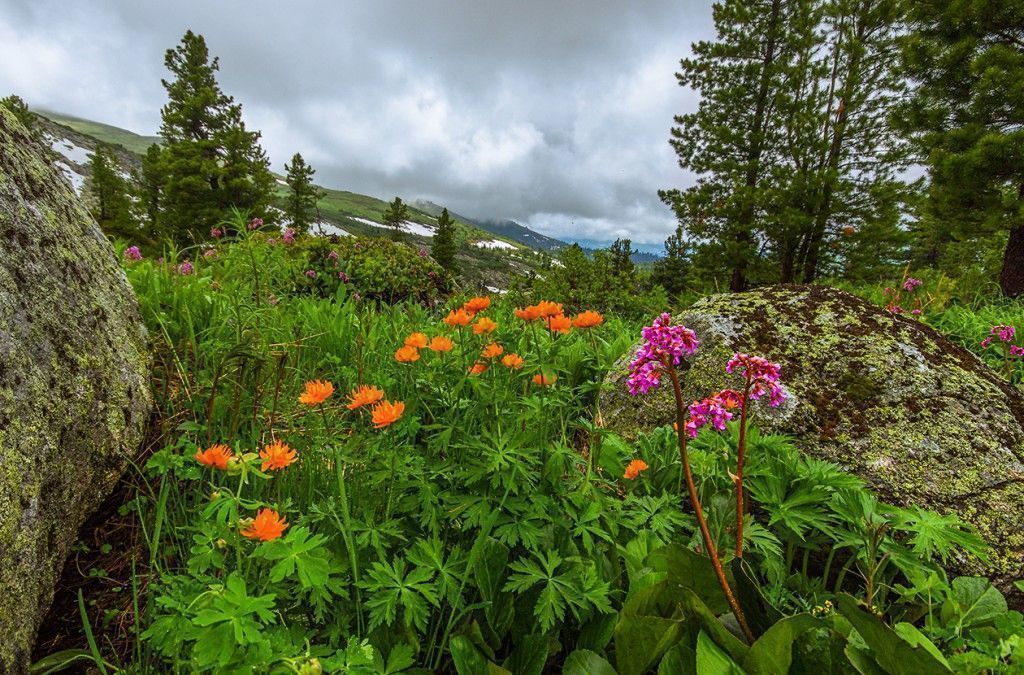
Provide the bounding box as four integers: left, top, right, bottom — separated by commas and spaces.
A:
667, 366, 753, 642
735, 377, 751, 559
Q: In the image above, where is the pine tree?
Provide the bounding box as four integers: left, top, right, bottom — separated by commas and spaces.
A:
138, 144, 165, 241
382, 197, 409, 240
651, 224, 692, 295
156, 30, 273, 243
897, 0, 1024, 296
608, 238, 636, 280
88, 146, 135, 240
431, 207, 459, 272
284, 152, 322, 234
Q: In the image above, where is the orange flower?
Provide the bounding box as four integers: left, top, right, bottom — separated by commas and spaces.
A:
473, 317, 498, 334
624, 459, 649, 480
462, 296, 491, 314
514, 306, 541, 321
533, 300, 563, 318
573, 310, 604, 329
371, 400, 405, 428
481, 342, 504, 359
194, 444, 233, 470
547, 314, 572, 334
532, 373, 556, 386
428, 335, 454, 352
395, 345, 421, 362
468, 362, 489, 375
404, 332, 428, 348
260, 440, 297, 471
347, 384, 385, 410
443, 309, 473, 327
501, 353, 524, 370
241, 508, 288, 541
299, 380, 334, 406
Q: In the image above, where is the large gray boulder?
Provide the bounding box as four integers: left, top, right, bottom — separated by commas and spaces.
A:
601, 285, 1024, 597
0, 107, 151, 672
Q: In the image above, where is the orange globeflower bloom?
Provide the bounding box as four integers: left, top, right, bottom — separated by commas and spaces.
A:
443, 309, 473, 327
371, 400, 405, 428
624, 459, 649, 480
468, 362, 489, 375
514, 305, 541, 321
299, 380, 334, 406
547, 314, 572, 334
501, 353, 524, 370
481, 342, 504, 359
573, 310, 604, 329
241, 508, 288, 541
428, 336, 454, 352
395, 345, 421, 362
473, 317, 498, 334
260, 440, 297, 471
347, 384, 385, 410
194, 444, 233, 470
533, 300, 563, 318
532, 373, 556, 386
404, 332, 429, 348
463, 296, 491, 314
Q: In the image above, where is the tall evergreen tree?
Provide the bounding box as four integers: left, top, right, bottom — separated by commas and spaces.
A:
157, 30, 273, 243
431, 207, 458, 272
138, 144, 165, 242
284, 152, 322, 234
88, 146, 135, 240
651, 223, 693, 295
382, 197, 409, 240
897, 0, 1024, 296
608, 238, 637, 280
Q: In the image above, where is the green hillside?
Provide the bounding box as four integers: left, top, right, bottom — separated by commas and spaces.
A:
36, 110, 161, 155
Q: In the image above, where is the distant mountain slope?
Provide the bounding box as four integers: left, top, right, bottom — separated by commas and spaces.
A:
36, 109, 161, 155
414, 201, 568, 252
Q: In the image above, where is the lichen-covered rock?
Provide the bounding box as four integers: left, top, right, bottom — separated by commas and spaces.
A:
601, 285, 1024, 598
0, 107, 151, 672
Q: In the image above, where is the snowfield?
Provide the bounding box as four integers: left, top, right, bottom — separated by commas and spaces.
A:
348, 216, 436, 237
48, 135, 93, 166
57, 163, 85, 194
474, 239, 517, 250
314, 221, 351, 237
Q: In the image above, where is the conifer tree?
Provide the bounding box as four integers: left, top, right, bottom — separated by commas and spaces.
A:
651, 224, 692, 295
431, 207, 458, 272
382, 197, 409, 240
88, 146, 135, 240
138, 144, 165, 241
156, 30, 273, 243
897, 0, 1024, 296
284, 152, 322, 234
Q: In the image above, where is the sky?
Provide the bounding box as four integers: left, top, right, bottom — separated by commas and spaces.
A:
0, 1, 714, 247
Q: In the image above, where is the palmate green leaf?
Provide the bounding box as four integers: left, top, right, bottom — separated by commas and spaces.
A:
503, 551, 575, 632
890, 507, 988, 562
359, 559, 439, 632
622, 493, 692, 541
257, 526, 332, 588
407, 536, 467, 606
569, 498, 616, 551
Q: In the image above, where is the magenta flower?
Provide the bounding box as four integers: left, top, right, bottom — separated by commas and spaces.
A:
903, 278, 922, 292
338, 271, 349, 282
210, 227, 222, 239
282, 228, 296, 244
886, 304, 904, 314
328, 250, 339, 261
687, 393, 735, 437
248, 217, 264, 231
123, 246, 142, 261
203, 247, 217, 259
305, 269, 317, 278
911, 308, 922, 316
727, 353, 785, 407
991, 325, 1016, 343
627, 313, 699, 396
982, 337, 994, 349
1011, 345, 1024, 357
177, 261, 194, 275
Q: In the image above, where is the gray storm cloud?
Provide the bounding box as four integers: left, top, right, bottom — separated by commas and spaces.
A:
0, 0, 712, 245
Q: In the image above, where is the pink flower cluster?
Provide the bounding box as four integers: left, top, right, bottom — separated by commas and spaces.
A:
727, 353, 786, 406
123, 246, 142, 261
305, 269, 317, 278
282, 228, 296, 244
248, 217, 264, 231
903, 278, 922, 292
210, 227, 222, 239
683, 389, 742, 438
982, 325, 1017, 349
627, 313, 700, 395
177, 261, 194, 275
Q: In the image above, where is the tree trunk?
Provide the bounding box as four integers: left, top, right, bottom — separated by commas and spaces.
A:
1000, 222, 1024, 297
780, 238, 797, 282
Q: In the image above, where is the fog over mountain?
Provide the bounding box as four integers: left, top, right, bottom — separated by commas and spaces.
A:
0, 1, 714, 245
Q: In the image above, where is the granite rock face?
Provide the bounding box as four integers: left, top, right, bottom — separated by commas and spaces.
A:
601, 285, 1024, 598
0, 107, 151, 672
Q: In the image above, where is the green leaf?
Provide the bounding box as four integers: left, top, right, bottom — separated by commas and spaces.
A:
449, 636, 512, 675
647, 544, 729, 615
940, 576, 1007, 630
836, 594, 951, 675
679, 589, 749, 665
742, 614, 822, 675
598, 433, 630, 478
696, 631, 745, 675
658, 642, 697, 675
892, 623, 949, 669
505, 634, 548, 675
564, 649, 618, 675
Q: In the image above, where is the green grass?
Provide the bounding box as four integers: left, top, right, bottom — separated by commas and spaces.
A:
35, 109, 162, 155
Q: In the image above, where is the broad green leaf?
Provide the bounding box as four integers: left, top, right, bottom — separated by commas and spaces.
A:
658, 642, 697, 675
563, 649, 617, 675
614, 612, 688, 675
598, 433, 630, 478
680, 589, 749, 665
505, 634, 548, 675
647, 544, 728, 614
836, 594, 951, 675
742, 614, 822, 675
940, 576, 1007, 630
696, 631, 745, 675
892, 623, 949, 669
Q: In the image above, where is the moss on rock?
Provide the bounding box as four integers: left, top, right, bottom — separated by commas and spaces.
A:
0, 107, 151, 672
601, 285, 1024, 602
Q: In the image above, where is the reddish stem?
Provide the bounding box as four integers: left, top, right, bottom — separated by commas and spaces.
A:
667, 365, 754, 642
735, 375, 752, 558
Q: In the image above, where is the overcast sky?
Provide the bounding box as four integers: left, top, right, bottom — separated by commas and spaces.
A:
0, 1, 713, 246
